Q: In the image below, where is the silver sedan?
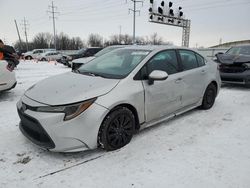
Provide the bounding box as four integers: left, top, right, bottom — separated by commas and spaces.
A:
17, 46, 221, 152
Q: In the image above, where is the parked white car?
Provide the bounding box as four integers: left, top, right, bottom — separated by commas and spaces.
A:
0, 60, 16, 92
17, 46, 221, 152
37, 51, 71, 62
23, 49, 55, 60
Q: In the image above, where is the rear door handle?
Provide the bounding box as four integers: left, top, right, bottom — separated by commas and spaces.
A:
201, 70, 206, 74
175, 78, 182, 84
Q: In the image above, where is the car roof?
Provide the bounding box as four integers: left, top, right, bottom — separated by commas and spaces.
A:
43, 51, 58, 54
120, 45, 191, 51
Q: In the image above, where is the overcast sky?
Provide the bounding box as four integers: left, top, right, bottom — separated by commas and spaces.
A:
0, 0, 249, 48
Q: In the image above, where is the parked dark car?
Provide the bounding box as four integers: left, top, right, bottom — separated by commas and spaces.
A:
70, 47, 103, 60
215, 45, 250, 86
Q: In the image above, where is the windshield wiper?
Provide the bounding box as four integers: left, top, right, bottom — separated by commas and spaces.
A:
80, 71, 107, 78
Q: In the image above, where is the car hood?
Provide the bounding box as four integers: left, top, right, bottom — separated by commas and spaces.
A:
216, 54, 250, 65
72, 57, 96, 64
24, 72, 120, 105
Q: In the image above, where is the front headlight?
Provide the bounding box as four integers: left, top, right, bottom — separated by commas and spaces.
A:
36, 98, 96, 121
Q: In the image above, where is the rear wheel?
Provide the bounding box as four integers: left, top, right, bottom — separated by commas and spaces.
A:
98, 107, 135, 151
201, 83, 217, 110
41, 58, 47, 61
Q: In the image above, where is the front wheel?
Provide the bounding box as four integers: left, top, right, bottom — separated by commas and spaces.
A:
98, 107, 135, 151
26, 56, 32, 60
201, 83, 217, 110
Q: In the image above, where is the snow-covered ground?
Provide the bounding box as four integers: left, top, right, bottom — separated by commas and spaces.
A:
0, 61, 250, 188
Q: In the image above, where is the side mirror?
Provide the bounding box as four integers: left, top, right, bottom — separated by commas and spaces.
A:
148, 70, 168, 85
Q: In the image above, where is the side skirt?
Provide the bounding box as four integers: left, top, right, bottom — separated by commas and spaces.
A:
140, 101, 201, 130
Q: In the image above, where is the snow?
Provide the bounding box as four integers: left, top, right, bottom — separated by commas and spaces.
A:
1, 60, 250, 188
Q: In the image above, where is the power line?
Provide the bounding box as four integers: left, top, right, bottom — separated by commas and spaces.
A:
129, 0, 144, 44
185, 0, 250, 12
60, 1, 125, 17
183, 0, 249, 9
47, 1, 59, 50
20, 17, 29, 51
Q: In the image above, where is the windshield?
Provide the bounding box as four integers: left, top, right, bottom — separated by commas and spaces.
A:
226, 46, 250, 55
78, 48, 150, 79
77, 48, 86, 54
95, 46, 122, 57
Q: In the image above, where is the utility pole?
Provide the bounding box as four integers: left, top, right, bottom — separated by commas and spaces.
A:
219, 38, 222, 45
14, 19, 23, 49
129, 0, 143, 44
119, 25, 122, 44
48, 1, 59, 50
21, 17, 29, 51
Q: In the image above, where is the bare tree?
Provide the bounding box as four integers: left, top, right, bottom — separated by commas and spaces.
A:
109, 35, 120, 45
87, 34, 103, 47
32, 33, 50, 49
121, 34, 133, 45
57, 32, 71, 50
150, 33, 163, 45
69, 37, 85, 50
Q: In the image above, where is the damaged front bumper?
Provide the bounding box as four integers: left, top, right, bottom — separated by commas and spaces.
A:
220, 70, 250, 85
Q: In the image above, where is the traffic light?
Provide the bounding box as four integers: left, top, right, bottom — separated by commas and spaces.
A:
179, 6, 183, 18
169, 1, 173, 8
168, 18, 174, 23
158, 7, 163, 14
158, 17, 164, 22
169, 9, 174, 16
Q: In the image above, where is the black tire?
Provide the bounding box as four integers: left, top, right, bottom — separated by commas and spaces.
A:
41, 58, 47, 61
201, 83, 217, 110
26, 56, 32, 60
98, 107, 135, 151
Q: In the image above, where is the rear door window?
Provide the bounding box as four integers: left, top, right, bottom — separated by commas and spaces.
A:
179, 50, 199, 71
196, 53, 205, 67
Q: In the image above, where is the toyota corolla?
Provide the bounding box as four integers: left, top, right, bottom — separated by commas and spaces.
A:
17, 46, 221, 152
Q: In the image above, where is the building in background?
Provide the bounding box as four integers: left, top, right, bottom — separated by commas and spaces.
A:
211, 39, 250, 48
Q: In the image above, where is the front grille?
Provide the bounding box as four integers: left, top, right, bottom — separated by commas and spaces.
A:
221, 77, 244, 83
220, 65, 246, 73
18, 108, 55, 149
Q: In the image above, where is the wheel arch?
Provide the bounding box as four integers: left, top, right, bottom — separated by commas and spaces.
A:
210, 80, 219, 95
108, 103, 140, 131
97, 103, 140, 149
